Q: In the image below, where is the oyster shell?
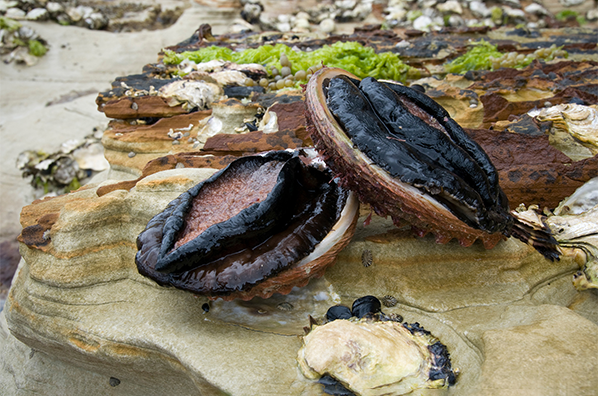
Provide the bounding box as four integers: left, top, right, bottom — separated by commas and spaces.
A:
158, 80, 223, 110
305, 68, 559, 259
549, 178, 598, 290
136, 149, 359, 301
298, 296, 456, 396
514, 178, 598, 289
528, 104, 598, 160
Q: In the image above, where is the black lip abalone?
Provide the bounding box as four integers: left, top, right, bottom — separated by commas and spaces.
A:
305, 67, 559, 260
135, 149, 359, 301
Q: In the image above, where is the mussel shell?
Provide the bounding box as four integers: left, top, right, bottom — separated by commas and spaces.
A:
135, 149, 359, 301
305, 68, 508, 248
351, 295, 382, 318
326, 305, 353, 322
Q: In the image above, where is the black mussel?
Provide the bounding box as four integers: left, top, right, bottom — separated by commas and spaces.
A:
351, 295, 382, 318
326, 305, 352, 322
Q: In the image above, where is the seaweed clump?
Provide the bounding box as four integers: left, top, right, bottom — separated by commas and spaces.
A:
445, 40, 568, 74
163, 41, 412, 82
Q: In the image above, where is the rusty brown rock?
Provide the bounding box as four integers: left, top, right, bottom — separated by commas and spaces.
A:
269, 101, 312, 144
202, 129, 308, 156
100, 96, 190, 119
103, 111, 211, 152
470, 61, 598, 93
96, 152, 238, 197
480, 88, 597, 127
466, 128, 598, 209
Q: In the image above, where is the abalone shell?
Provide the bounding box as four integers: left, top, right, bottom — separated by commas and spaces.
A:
136, 149, 359, 300
305, 67, 559, 260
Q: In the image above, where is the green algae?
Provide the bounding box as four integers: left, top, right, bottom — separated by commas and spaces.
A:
445, 40, 503, 74
445, 40, 567, 74
163, 41, 412, 82
28, 40, 47, 57
0, 16, 21, 31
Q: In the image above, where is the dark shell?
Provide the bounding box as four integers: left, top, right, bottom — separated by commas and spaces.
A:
135, 149, 359, 301
306, 68, 559, 260
351, 295, 382, 318
326, 305, 353, 322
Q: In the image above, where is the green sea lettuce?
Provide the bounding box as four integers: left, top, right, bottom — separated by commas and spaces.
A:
163, 41, 412, 82
444, 40, 503, 74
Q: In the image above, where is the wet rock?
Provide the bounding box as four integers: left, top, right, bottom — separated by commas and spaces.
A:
3, 165, 597, 394
469, 1, 491, 18
477, 305, 598, 395
319, 18, 335, 33
25, 8, 48, 21
436, 0, 462, 14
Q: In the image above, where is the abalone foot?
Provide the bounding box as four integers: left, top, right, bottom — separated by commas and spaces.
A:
211, 197, 359, 301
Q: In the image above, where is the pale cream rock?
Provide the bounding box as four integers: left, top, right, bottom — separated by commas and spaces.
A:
476, 305, 598, 395
2, 169, 597, 395
197, 98, 261, 143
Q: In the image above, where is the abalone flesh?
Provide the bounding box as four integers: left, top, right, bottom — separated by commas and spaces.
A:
135, 149, 359, 301
305, 67, 559, 259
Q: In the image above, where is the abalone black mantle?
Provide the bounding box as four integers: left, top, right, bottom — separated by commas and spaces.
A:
326, 75, 512, 234
321, 74, 559, 261
135, 150, 348, 297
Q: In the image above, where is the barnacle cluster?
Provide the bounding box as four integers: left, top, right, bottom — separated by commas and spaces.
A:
0, 16, 48, 65
16, 129, 108, 196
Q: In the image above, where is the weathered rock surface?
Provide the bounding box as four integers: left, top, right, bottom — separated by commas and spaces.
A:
2, 168, 597, 395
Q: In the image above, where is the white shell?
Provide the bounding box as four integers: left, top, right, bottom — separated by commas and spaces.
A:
298, 319, 449, 395
528, 104, 598, 160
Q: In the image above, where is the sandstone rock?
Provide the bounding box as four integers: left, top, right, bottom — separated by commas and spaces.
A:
2, 168, 597, 395
476, 305, 598, 395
